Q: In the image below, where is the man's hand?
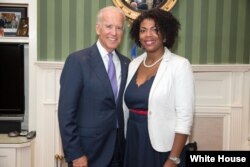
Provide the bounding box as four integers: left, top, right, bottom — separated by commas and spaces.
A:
73, 155, 88, 167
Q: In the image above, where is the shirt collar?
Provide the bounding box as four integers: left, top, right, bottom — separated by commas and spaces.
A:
97, 40, 115, 59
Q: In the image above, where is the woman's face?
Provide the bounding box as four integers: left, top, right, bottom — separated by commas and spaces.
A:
139, 18, 164, 53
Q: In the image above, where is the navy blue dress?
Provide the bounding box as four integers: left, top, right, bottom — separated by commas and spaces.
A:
123, 72, 187, 167
123, 72, 169, 167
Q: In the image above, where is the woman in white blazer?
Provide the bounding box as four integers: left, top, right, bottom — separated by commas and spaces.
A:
123, 9, 194, 167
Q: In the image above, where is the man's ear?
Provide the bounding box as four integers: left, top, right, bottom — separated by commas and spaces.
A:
96, 24, 100, 35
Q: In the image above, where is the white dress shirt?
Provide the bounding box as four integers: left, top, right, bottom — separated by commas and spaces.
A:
96, 40, 121, 94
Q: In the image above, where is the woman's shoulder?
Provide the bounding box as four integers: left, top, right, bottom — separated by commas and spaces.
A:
169, 52, 190, 64
131, 52, 146, 63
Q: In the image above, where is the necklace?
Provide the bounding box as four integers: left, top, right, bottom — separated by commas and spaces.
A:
143, 56, 163, 68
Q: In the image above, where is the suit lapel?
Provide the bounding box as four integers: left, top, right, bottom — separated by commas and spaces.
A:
116, 51, 128, 103
89, 45, 115, 100
115, 51, 129, 131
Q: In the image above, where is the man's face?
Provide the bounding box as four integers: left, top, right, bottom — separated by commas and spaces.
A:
96, 10, 124, 53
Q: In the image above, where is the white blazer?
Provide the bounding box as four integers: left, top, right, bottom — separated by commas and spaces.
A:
123, 47, 194, 152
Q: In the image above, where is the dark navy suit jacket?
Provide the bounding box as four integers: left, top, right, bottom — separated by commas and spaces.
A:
58, 44, 130, 166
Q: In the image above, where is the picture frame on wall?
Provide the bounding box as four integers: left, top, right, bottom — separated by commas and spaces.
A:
0, 6, 27, 36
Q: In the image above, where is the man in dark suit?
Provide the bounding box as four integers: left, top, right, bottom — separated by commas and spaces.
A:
58, 6, 130, 167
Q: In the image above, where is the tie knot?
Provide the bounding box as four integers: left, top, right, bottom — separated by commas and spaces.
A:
108, 52, 113, 58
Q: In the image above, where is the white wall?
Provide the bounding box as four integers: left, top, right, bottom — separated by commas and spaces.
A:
34, 62, 250, 166
190, 65, 250, 150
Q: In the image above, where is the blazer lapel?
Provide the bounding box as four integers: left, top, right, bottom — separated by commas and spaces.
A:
126, 53, 146, 88
149, 48, 172, 102
90, 45, 114, 99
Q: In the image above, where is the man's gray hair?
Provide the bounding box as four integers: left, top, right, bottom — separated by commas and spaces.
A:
96, 6, 126, 25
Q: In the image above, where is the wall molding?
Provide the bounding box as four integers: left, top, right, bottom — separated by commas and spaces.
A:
192, 64, 250, 72
35, 62, 250, 72
35, 61, 64, 69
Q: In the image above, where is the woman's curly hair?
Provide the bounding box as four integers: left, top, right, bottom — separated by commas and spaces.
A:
130, 8, 180, 49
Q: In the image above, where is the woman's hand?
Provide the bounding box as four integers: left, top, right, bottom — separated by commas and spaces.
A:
163, 159, 177, 167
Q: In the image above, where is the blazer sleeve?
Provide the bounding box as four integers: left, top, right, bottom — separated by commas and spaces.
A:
174, 59, 194, 135
58, 54, 85, 162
